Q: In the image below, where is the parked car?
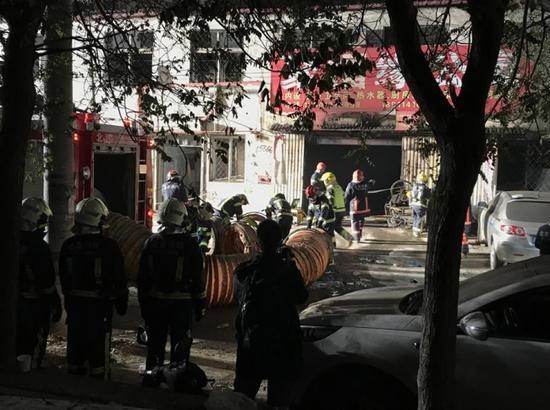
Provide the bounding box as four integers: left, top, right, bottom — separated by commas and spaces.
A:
290, 256, 550, 410
477, 191, 550, 269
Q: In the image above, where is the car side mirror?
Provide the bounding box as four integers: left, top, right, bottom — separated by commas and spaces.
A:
459, 312, 489, 341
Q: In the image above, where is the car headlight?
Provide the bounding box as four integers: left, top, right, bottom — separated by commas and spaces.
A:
301, 325, 340, 342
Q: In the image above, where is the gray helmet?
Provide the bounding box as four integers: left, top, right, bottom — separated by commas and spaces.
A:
21, 197, 52, 232
158, 198, 188, 226
75, 197, 109, 228
274, 193, 286, 201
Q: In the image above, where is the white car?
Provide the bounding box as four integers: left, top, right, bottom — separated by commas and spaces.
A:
477, 191, 550, 269
291, 256, 550, 410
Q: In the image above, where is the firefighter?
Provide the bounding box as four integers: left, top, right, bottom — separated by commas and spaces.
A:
409, 172, 431, 237
197, 202, 214, 252
161, 169, 188, 202
535, 221, 550, 255
305, 185, 336, 238
59, 197, 128, 379
265, 193, 294, 239
17, 198, 62, 369
216, 194, 249, 225
320, 172, 353, 246
138, 198, 206, 380
344, 169, 375, 243
310, 162, 327, 193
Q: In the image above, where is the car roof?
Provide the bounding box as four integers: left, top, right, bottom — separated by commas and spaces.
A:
459, 255, 550, 306
499, 191, 550, 201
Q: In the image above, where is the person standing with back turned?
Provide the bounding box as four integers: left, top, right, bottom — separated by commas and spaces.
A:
233, 220, 308, 408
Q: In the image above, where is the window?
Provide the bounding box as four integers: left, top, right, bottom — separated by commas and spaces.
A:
210, 137, 244, 182
104, 30, 154, 86
506, 201, 550, 224
190, 30, 244, 83
482, 287, 550, 341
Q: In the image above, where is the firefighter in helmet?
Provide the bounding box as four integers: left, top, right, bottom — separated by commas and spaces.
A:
310, 162, 327, 193
305, 185, 336, 238
162, 169, 188, 202
216, 194, 249, 225
59, 197, 128, 379
535, 221, 550, 255
18, 197, 62, 368
138, 198, 206, 381
321, 172, 353, 246
265, 193, 294, 239
344, 169, 375, 242
409, 172, 431, 237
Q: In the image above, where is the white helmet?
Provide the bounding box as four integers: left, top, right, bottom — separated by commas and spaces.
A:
158, 198, 188, 226
21, 197, 52, 232
75, 197, 109, 228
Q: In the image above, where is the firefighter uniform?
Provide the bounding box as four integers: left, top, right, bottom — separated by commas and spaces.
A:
410, 173, 431, 237
138, 199, 206, 372
306, 194, 336, 237
535, 223, 550, 255
321, 173, 353, 244
59, 198, 128, 379
161, 171, 188, 202
18, 198, 62, 368
265, 194, 293, 239
216, 194, 249, 224
344, 170, 375, 242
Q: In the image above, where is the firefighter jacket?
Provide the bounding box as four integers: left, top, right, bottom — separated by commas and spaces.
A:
310, 171, 326, 192
345, 180, 375, 215
183, 205, 199, 239
325, 183, 346, 214
161, 177, 188, 202
535, 223, 550, 255
19, 231, 61, 308
306, 195, 336, 229
410, 183, 431, 208
138, 232, 206, 304
59, 234, 128, 314
219, 195, 245, 219
265, 197, 293, 220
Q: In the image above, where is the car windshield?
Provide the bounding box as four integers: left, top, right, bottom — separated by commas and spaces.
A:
506, 201, 550, 223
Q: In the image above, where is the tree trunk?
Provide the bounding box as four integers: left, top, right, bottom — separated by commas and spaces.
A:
417, 119, 485, 410
44, 0, 74, 258
0, 2, 47, 372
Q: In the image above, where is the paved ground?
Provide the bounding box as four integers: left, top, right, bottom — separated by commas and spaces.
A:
7, 218, 490, 408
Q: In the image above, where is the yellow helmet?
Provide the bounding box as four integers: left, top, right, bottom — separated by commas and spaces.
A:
75, 197, 109, 228
21, 197, 52, 232
320, 172, 336, 186
158, 198, 188, 226
416, 172, 429, 184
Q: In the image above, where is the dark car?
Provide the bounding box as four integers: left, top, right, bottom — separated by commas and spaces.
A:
291, 256, 550, 410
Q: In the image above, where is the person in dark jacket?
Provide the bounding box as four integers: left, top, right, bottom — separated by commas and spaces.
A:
233, 220, 308, 407
59, 198, 128, 379
18, 197, 62, 369
161, 170, 188, 202
138, 199, 206, 378
344, 169, 375, 242
535, 222, 550, 255
216, 194, 249, 224
265, 193, 293, 239
310, 161, 327, 193
305, 185, 336, 238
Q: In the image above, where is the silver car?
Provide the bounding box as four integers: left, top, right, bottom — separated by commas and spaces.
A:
477, 191, 550, 269
290, 256, 550, 410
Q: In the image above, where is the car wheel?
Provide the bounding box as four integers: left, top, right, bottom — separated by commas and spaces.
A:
300, 368, 414, 410
490, 242, 503, 270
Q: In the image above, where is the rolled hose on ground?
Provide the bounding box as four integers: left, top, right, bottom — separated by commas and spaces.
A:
104, 213, 332, 305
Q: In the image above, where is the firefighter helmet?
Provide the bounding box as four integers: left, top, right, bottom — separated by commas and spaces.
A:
305, 185, 319, 199
320, 172, 336, 186
316, 162, 327, 172
75, 197, 109, 228
21, 197, 52, 232
352, 169, 364, 182
274, 193, 286, 200
198, 202, 214, 220
416, 172, 429, 184
158, 198, 188, 226
237, 194, 249, 205
166, 169, 179, 180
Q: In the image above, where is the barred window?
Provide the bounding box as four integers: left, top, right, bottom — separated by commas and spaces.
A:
210, 137, 245, 182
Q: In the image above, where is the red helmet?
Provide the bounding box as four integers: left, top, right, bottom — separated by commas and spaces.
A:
353, 169, 364, 182
305, 185, 319, 199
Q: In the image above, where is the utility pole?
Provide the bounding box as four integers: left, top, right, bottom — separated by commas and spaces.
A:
43, 0, 74, 258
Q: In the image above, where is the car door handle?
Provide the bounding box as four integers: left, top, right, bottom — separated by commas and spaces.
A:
413, 340, 420, 350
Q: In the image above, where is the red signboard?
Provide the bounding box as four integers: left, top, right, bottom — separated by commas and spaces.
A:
270, 45, 511, 130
